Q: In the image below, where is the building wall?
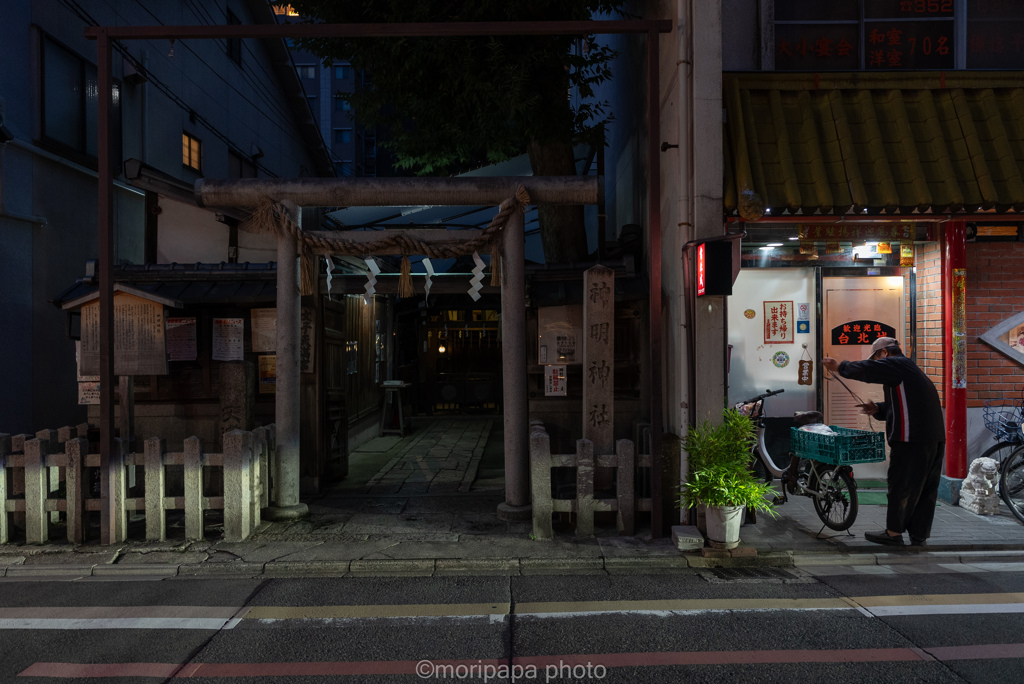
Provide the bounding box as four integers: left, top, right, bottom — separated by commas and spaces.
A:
916, 242, 945, 398
0, 0, 324, 436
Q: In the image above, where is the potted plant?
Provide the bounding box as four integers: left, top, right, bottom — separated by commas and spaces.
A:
679, 408, 777, 549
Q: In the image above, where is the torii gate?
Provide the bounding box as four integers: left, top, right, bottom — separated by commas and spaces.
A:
86, 18, 672, 544
195, 176, 599, 522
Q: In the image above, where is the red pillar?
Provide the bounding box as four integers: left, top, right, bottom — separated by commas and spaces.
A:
943, 221, 967, 479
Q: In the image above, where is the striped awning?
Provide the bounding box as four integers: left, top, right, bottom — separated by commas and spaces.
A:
724, 72, 1024, 219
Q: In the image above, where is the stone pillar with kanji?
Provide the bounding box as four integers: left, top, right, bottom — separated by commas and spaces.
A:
583, 265, 614, 455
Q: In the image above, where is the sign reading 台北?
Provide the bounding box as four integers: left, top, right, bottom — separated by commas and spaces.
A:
830, 320, 896, 346
764, 301, 794, 344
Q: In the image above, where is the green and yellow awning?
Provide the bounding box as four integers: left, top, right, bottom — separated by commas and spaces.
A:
724, 72, 1024, 219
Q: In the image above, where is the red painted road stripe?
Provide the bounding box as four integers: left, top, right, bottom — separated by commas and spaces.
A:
20, 644, 1024, 678
515, 648, 923, 667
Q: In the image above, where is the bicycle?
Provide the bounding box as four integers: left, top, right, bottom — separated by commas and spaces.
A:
980, 392, 1024, 466
999, 422, 1024, 525
737, 389, 886, 532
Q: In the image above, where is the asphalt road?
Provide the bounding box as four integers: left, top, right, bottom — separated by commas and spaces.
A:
2, 567, 1024, 683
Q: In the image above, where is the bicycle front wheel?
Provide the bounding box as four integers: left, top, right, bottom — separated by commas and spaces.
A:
999, 445, 1024, 525
813, 468, 859, 531
980, 440, 1021, 467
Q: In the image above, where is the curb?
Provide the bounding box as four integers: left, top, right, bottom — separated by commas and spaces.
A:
2, 549, 1024, 580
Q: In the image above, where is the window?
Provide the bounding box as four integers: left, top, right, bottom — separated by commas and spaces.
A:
334, 65, 350, 80
182, 132, 202, 171
334, 129, 352, 144
334, 161, 354, 176
307, 96, 317, 113
40, 35, 121, 160
272, 4, 300, 16
227, 150, 256, 178
334, 97, 351, 112
296, 65, 316, 79
774, 0, 1024, 70
226, 9, 242, 65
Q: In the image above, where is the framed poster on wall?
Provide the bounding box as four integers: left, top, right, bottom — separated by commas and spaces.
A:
764, 301, 794, 344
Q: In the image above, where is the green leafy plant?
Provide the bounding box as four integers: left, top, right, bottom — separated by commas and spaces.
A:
678, 408, 777, 515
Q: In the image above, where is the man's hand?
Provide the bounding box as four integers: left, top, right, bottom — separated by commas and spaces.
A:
822, 356, 840, 373
857, 401, 879, 416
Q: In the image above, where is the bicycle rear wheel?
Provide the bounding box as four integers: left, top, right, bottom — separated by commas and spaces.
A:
813, 468, 859, 531
980, 440, 1021, 467
999, 445, 1024, 525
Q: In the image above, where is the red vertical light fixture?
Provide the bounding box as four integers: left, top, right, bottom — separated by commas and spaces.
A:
944, 221, 967, 479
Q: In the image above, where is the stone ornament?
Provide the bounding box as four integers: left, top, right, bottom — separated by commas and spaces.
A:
959, 457, 1001, 516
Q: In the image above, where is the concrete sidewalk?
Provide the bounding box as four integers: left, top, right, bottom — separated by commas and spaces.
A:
2, 417, 1023, 578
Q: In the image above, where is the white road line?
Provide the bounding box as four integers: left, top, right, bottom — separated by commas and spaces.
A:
865, 604, 1024, 617
0, 618, 233, 630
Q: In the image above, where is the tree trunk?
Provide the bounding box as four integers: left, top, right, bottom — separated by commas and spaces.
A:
527, 138, 588, 265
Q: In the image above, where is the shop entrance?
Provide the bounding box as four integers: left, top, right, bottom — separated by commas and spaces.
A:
822, 275, 905, 479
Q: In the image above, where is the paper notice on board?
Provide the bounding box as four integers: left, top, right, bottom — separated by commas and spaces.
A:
78, 381, 100, 405
79, 295, 168, 375
166, 317, 197, 361
212, 318, 245, 361
251, 308, 277, 352
258, 354, 277, 394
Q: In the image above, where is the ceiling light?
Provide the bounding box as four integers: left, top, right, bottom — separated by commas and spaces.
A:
759, 246, 774, 251
788, 236, 798, 241
766, 242, 783, 247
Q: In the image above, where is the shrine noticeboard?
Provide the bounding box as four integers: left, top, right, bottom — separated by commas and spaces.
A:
764, 301, 794, 344
80, 293, 168, 376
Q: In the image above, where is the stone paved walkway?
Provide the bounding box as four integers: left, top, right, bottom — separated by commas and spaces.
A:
363, 418, 494, 495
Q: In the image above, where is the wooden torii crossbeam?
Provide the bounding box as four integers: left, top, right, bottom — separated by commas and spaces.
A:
196, 175, 601, 522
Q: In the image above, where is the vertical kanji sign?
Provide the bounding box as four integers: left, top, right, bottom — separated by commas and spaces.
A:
764, 301, 794, 344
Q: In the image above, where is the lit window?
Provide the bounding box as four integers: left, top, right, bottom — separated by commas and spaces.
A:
182, 132, 202, 171
272, 4, 299, 16
334, 129, 352, 144
334, 65, 350, 80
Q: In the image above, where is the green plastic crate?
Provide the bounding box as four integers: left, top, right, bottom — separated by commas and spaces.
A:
790, 426, 886, 465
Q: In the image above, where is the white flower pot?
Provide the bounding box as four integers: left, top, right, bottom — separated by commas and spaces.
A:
704, 504, 743, 549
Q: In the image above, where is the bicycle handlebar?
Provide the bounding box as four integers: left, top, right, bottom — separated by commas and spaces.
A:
742, 388, 785, 404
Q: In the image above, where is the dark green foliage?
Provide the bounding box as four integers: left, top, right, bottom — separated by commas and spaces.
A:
281, 1, 621, 174
679, 409, 778, 514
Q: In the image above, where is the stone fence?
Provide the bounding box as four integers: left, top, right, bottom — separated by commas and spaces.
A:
0, 424, 275, 545
529, 421, 651, 539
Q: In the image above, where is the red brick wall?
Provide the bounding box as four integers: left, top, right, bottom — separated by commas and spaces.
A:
966, 241, 1024, 407
916, 242, 945, 402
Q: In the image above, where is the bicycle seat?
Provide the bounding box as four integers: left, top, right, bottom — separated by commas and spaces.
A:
793, 410, 824, 426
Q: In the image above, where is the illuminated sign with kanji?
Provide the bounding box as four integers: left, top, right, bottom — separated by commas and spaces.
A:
697, 242, 706, 297
764, 301, 794, 344
830, 320, 897, 346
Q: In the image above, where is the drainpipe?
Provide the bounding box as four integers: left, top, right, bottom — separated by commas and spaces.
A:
678, 0, 694, 435
943, 221, 967, 479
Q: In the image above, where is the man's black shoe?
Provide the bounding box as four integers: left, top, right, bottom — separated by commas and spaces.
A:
865, 530, 905, 546
909, 537, 927, 546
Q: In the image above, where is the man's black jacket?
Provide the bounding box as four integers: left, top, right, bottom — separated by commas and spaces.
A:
837, 355, 944, 444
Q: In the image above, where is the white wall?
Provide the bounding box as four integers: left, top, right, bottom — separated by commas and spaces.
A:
727, 268, 818, 417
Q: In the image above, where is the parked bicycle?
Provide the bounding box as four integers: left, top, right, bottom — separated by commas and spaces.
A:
999, 422, 1024, 525
737, 389, 887, 532
979, 390, 1024, 466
